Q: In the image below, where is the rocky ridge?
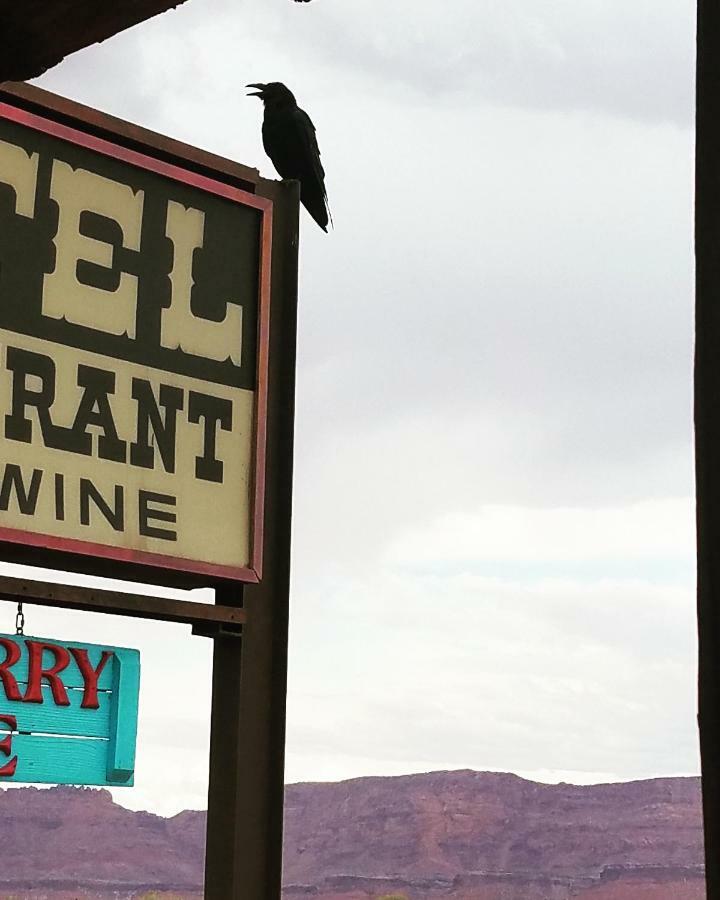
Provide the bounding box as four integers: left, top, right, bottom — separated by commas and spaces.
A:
0, 771, 706, 899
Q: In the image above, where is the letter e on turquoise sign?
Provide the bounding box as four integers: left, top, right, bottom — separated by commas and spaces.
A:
0, 633, 140, 786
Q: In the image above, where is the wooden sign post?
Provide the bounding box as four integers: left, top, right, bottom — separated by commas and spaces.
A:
0, 633, 140, 786
697, 1, 720, 895
0, 82, 300, 899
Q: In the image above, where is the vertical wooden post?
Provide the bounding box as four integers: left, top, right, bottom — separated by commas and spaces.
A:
696, 1, 720, 894
204, 606, 245, 897
204, 178, 300, 899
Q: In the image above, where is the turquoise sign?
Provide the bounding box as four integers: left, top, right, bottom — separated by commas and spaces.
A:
0, 633, 140, 787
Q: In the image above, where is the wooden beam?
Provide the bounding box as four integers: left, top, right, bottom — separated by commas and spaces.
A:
0, 575, 246, 627
0, 0, 192, 83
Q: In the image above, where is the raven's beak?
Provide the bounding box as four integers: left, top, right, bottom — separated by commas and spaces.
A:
246, 83, 266, 97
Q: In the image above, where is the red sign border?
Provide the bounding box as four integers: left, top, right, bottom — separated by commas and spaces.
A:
0, 101, 271, 584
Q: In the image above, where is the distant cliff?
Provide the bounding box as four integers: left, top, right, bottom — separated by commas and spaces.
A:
283, 771, 705, 899
0, 771, 706, 898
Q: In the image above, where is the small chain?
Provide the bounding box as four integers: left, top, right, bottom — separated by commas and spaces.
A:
15, 601, 24, 636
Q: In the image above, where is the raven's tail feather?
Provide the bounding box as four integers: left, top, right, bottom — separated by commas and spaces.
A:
302, 190, 331, 233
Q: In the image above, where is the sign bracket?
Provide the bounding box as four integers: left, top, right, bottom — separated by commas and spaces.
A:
192, 621, 243, 640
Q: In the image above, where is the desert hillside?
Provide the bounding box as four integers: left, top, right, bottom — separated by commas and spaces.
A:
0, 771, 706, 899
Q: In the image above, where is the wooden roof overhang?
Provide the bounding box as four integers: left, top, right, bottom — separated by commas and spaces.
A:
0, 0, 191, 82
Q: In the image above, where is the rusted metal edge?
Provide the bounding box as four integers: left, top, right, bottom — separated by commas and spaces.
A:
0, 576, 246, 627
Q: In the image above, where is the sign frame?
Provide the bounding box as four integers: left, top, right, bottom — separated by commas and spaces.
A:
0, 86, 273, 587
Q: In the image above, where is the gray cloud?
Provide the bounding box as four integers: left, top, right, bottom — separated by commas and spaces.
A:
196, 0, 696, 125
41, 0, 695, 126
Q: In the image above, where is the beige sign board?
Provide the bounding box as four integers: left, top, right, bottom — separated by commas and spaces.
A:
0, 102, 271, 583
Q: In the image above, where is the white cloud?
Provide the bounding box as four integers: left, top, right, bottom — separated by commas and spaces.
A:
386, 498, 694, 566
285, 569, 698, 784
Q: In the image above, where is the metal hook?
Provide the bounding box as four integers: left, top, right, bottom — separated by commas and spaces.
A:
15, 601, 24, 636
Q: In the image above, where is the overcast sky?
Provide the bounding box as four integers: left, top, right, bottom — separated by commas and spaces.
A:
0, 0, 696, 815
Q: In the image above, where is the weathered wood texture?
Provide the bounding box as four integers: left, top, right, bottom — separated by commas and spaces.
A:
0, 634, 140, 786
696, 0, 720, 894
0, 575, 247, 627
204, 182, 300, 900
0, 0, 191, 83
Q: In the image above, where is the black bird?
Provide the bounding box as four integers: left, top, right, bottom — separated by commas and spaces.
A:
247, 82, 331, 232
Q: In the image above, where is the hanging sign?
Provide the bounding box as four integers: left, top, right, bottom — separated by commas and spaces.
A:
0, 632, 140, 786
0, 99, 271, 585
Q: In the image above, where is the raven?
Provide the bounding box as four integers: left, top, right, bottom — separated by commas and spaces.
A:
247, 82, 331, 232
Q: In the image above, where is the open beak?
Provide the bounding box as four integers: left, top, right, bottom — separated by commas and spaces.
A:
246, 83, 266, 97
